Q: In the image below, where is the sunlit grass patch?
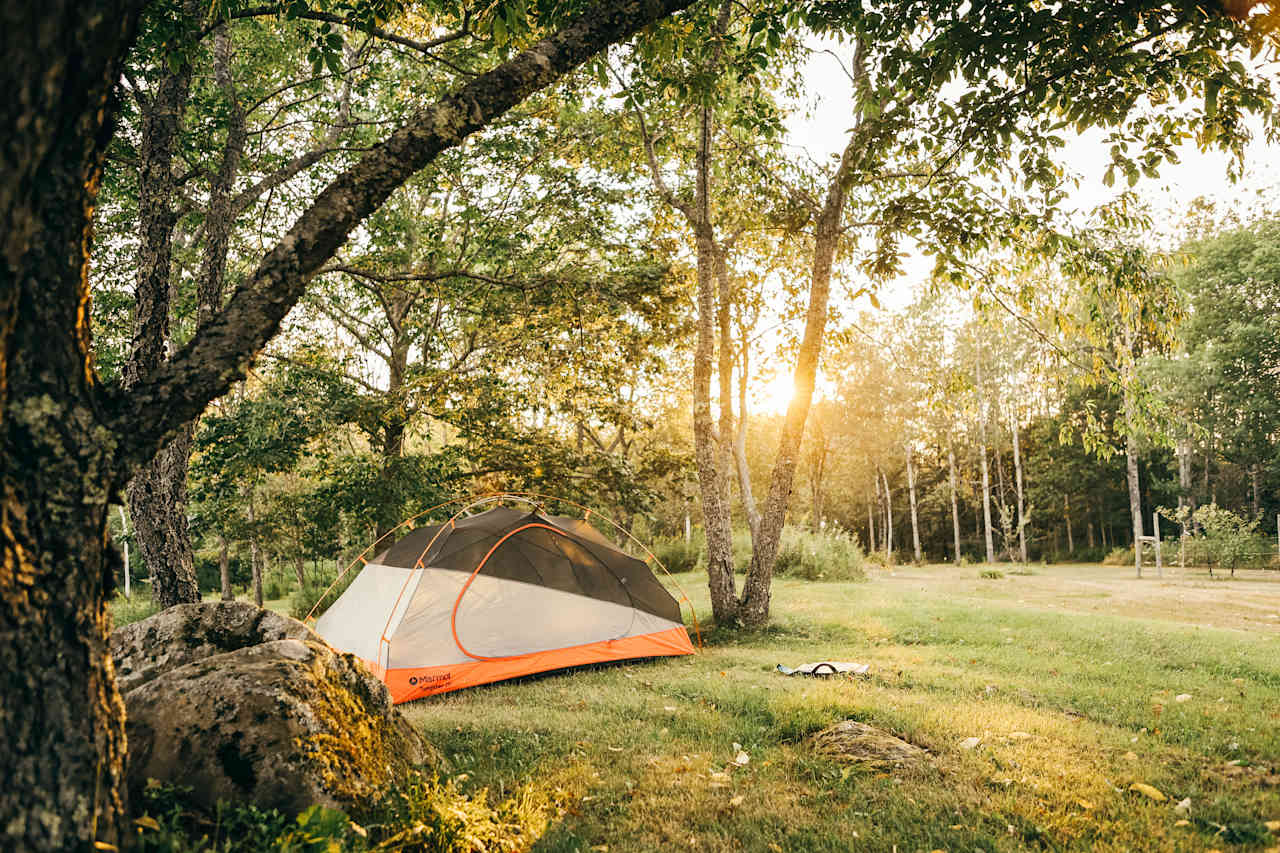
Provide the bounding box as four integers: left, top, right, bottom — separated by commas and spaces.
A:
398, 564, 1279, 851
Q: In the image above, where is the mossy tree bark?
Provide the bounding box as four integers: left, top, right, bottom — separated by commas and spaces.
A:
1, 4, 147, 847
1, 1, 694, 847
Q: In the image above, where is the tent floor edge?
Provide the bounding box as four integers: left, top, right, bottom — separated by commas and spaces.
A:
374, 625, 695, 703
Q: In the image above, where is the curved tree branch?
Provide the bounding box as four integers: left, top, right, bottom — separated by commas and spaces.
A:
103, 0, 694, 485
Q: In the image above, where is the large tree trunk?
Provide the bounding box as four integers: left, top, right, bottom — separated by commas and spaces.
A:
948, 442, 962, 563
975, 358, 995, 562
0, 4, 144, 848
126, 432, 199, 606
1010, 409, 1027, 563
906, 445, 921, 563
1251, 463, 1261, 520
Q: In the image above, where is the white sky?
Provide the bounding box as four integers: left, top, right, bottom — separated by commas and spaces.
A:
786, 46, 1280, 311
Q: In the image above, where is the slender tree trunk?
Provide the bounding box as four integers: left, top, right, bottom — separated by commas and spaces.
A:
1251, 463, 1261, 520
948, 443, 962, 564
738, 134, 866, 624
219, 534, 233, 600
690, 119, 737, 625
122, 47, 201, 610
1121, 326, 1143, 577
1087, 517, 1096, 549
294, 550, 306, 589
713, 247, 738, 543
1065, 495, 1074, 554
976, 358, 995, 563
906, 445, 921, 563
247, 489, 263, 606
880, 467, 894, 560
1010, 409, 1027, 563
868, 486, 877, 553
732, 320, 760, 539
1177, 437, 1193, 537
1125, 434, 1143, 575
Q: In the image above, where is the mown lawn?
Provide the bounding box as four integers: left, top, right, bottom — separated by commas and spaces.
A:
398, 564, 1280, 853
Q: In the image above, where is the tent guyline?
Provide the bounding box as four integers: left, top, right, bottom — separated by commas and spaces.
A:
309, 493, 700, 702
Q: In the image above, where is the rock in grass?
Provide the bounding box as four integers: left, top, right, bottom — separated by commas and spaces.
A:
811, 720, 927, 767
111, 600, 319, 693
114, 603, 429, 815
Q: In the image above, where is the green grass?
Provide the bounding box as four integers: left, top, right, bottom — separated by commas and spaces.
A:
398, 564, 1280, 853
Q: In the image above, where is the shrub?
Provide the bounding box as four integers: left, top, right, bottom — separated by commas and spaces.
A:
290, 567, 358, 621
651, 535, 703, 574
131, 771, 552, 853
979, 569, 1005, 579
1102, 546, 1135, 566
772, 525, 867, 582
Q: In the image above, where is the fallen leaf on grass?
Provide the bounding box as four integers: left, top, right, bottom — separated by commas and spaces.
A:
959, 736, 982, 750
734, 750, 750, 766
1265, 820, 1280, 832
1008, 731, 1031, 740
1175, 797, 1191, 813
1129, 782, 1166, 802
1077, 799, 1095, 810
1174, 819, 1191, 827
1123, 751, 1138, 761
729, 795, 744, 807
1175, 694, 1192, 703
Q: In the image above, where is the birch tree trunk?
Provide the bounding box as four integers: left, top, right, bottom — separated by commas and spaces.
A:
1064, 495, 1074, 554
1121, 326, 1144, 577
948, 443, 962, 564
880, 467, 894, 560
1010, 409, 1027, 563
868, 487, 877, 553
906, 445, 921, 563
733, 318, 760, 539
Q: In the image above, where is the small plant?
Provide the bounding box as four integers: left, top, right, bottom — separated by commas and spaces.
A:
109, 593, 160, 628
651, 535, 702, 574
979, 569, 1005, 579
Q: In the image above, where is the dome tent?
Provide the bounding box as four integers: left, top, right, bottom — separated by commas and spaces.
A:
313, 499, 696, 703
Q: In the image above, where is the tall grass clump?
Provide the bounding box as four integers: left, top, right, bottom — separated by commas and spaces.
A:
109, 592, 161, 628
651, 534, 703, 574
290, 565, 358, 621
773, 524, 866, 581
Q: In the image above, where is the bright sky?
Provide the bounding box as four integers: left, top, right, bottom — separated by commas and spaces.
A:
787, 45, 1280, 310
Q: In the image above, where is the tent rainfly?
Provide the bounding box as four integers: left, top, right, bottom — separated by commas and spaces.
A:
315, 505, 695, 703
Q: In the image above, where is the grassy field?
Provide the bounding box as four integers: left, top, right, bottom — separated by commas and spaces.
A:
393, 562, 1280, 853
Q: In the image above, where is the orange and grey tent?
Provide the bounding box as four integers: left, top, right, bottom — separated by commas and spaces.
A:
314, 504, 695, 703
